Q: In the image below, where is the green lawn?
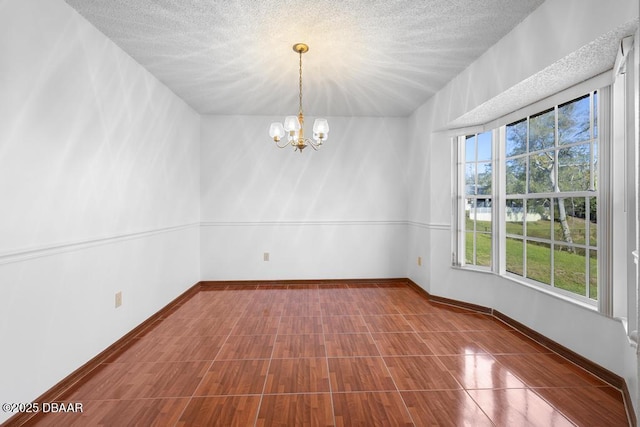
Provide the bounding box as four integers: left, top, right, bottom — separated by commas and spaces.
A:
467, 217, 597, 300
505, 218, 597, 245
466, 231, 491, 267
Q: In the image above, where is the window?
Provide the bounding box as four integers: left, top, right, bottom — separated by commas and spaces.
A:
505, 92, 599, 301
463, 132, 493, 268
454, 91, 601, 305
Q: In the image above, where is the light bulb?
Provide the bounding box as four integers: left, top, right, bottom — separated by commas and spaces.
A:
312, 118, 329, 134
269, 122, 285, 141
284, 116, 301, 132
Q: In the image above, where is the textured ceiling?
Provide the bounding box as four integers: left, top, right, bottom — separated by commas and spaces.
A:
64, 0, 545, 117
449, 21, 639, 129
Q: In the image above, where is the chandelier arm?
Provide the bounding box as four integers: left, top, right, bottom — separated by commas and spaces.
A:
304, 138, 321, 151
275, 138, 291, 149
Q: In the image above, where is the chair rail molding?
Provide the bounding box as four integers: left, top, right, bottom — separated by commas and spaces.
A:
0, 222, 200, 266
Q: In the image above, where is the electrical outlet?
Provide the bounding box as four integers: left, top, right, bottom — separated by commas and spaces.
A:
115, 291, 122, 308
418, 256, 422, 266
263, 252, 270, 262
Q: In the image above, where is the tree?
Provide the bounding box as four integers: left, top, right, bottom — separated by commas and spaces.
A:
505, 94, 595, 249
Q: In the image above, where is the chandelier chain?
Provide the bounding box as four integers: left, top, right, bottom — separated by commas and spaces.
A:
298, 50, 303, 115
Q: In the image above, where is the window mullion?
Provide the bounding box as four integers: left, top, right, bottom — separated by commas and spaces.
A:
598, 86, 613, 315
474, 137, 478, 266
585, 196, 591, 299
551, 106, 559, 289
452, 136, 464, 266
497, 126, 506, 275
590, 92, 596, 192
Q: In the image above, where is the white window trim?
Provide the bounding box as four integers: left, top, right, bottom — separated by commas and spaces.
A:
598, 85, 613, 315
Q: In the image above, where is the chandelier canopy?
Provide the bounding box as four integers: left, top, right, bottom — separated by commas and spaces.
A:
269, 43, 329, 152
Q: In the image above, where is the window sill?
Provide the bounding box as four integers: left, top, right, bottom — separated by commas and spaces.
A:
451, 264, 494, 275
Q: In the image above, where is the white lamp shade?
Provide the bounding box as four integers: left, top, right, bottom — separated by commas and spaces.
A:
269, 122, 285, 139
313, 119, 329, 134
284, 116, 301, 132
313, 118, 329, 142
312, 118, 329, 134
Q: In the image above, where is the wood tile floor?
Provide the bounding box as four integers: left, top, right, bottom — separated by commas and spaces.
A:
24, 283, 629, 426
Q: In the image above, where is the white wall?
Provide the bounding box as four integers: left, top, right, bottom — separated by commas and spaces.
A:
0, 1, 200, 422
407, 0, 639, 417
200, 115, 408, 280
405, 109, 435, 290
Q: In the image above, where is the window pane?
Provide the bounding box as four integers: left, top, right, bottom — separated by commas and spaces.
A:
589, 249, 598, 300
477, 162, 492, 194
527, 242, 551, 285
465, 163, 476, 195
553, 198, 587, 245
474, 200, 492, 230
465, 198, 474, 230
506, 158, 526, 195
554, 245, 586, 296
558, 144, 590, 191
558, 95, 590, 145
465, 135, 476, 162
506, 119, 527, 157
589, 197, 597, 246
466, 197, 492, 268
477, 131, 492, 161
506, 199, 524, 235
529, 108, 555, 151
526, 199, 551, 240
506, 238, 523, 276
476, 231, 491, 267
465, 232, 475, 264
528, 151, 554, 193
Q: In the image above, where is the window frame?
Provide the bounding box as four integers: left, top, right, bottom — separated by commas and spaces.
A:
502, 90, 600, 306
452, 80, 610, 310
456, 131, 496, 270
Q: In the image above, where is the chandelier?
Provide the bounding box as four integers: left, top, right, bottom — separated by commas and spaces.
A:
268, 43, 329, 152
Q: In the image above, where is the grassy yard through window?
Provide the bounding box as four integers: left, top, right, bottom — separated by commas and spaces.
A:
467, 217, 597, 300
506, 219, 597, 245
466, 231, 491, 267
